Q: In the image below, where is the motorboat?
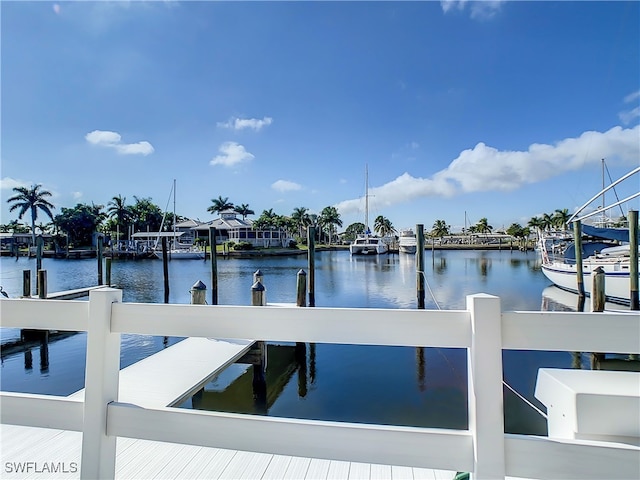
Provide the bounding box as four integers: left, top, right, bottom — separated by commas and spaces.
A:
398, 228, 417, 254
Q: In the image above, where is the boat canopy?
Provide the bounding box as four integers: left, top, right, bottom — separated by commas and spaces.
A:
575, 224, 638, 243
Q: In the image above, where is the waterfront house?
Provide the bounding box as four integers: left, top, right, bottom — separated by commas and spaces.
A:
196, 210, 293, 248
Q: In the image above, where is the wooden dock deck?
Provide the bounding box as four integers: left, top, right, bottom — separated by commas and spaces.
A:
0, 424, 456, 479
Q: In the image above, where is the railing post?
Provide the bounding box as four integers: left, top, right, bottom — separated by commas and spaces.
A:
81, 287, 122, 480
467, 293, 505, 480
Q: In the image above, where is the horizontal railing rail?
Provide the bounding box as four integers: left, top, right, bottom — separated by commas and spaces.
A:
1, 288, 638, 480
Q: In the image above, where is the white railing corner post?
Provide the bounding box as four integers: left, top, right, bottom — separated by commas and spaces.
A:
81, 287, 122, 480
467, 293, 505, 480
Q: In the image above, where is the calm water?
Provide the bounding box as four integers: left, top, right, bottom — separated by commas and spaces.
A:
0, 249, 593, 434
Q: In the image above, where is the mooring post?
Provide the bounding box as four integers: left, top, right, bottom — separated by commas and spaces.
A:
251, 280, 266, 306
416, 224, 425, 309
296, 269, 307, 307
22, 269, 31, 298
591, 267, 605, 312
629, 210, 638, 310
191, 280, 207, 305
209, 227, 218, 305
162, 237, 169, 303
97, 236, 104, 286
36, 235, 43, 272
573, 220, 585, 297
308, 226, 316, 307
105, 257, 112, 287
253, 269, 264, 285
37, 270, 47, 299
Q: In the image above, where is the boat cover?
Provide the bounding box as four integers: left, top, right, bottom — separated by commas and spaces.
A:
577, 224, 639, 243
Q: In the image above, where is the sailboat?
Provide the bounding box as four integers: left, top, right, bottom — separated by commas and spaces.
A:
539, 165, 639, 304
153, 180, 205, 260
349, 166, 389, 255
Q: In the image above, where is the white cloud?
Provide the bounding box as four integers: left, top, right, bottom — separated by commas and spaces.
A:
210, 142, 255, 167
271, 180, 302, 192
619, 90, 640, 125
440, 0, 505, 19
1, 177, 29, 191
335, 125, 640, 215
85, 130, 154, 156
217, 116, 273, 131
72, 191, 83, 200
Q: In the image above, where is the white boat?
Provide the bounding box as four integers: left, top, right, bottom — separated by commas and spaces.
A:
349, 165, 389, 255
539, 166, 639, 305
398, 228, 417, 254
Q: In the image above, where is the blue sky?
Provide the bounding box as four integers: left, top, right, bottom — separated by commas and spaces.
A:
2, 1, 639, 233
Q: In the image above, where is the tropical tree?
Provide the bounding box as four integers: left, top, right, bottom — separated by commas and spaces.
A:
291, 207, 311, 238
7, 184, 55, 244
130, 197, 163, 233
374, 215, 395, 237
474, 217, 493, 234
0, 220, 30, 233
253, 209, 279, 230
54, 203, 103, 247
318, 206, 343, 245
552, 208, 571, 231
431, 219, 450, 239
234, 203, 254, 220
506, 223, 531, 248
343, 222, 365, 242
107, 194, 133, 239
541, 213, 554, 232
207, 196, 234, 216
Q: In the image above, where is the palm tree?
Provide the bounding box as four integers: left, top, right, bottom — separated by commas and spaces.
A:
541, 213, 554, 232
374, 215, 395, 238
291, 207, 310, 238
431, 219, 450, 239
107, 194, 132, 240
7, 184, 55, 244
234, 204, 255, 220
319, 206, 343, 245
474, 217, 493, 234
207, 196, 234, 216
553, 208, 571, 231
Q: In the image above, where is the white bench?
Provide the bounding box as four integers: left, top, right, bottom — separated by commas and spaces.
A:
535, 368, 640, 446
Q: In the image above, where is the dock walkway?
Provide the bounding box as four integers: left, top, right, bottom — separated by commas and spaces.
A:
69, 337, 254, 408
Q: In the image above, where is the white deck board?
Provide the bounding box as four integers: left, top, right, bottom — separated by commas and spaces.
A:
0, 424, 456, 479
69, 337, 253, 407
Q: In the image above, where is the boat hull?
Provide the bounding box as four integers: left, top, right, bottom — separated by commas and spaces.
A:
541, 261, 635, 305
153, 249, 205, 260
399, 244, 417, 254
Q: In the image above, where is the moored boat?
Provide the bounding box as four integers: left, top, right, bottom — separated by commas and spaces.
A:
398, 228, 417, 254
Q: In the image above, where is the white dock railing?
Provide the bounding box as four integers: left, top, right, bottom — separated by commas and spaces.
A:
1, 288, 639, 479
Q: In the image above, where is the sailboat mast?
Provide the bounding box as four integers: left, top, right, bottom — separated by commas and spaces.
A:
173, 179, 177, 244
365, 165, 369, 233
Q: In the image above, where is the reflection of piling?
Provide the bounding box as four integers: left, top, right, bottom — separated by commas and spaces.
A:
22, 270, 31, 298
573, 220, 585, 297
416, 224, 425, 309
39, 336, 49, 373
251, 278, 267, 412
209, 227, 218, 305
24, 348, 33, 370
308, 227, 315, 307
97, 236, 104, 286
416, 347, 426, 392
295, 269, 308, 397
591, 267, 605, 312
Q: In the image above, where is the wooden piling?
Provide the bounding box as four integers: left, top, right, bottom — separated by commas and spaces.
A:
296, 269, 307, 307
307, 226, 316, 307
36, 235, 43, 272
22, 270, 31, 298
162, 237, 169, 303
190, 280, 207, 305
629, 210, 638, 310
37, 270, 47, 299
250, 279, 267, 411
253, 269, 264, 285
591, 267, 605, 312
251, 280, 266, 306
573, 220, 585, 297
97, 236, 104, 286
209, 227, 218, 305
416, 224, 425, 309
105, 258, 112, 287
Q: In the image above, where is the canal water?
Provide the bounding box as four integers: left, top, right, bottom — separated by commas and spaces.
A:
0, 249, 598, 435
